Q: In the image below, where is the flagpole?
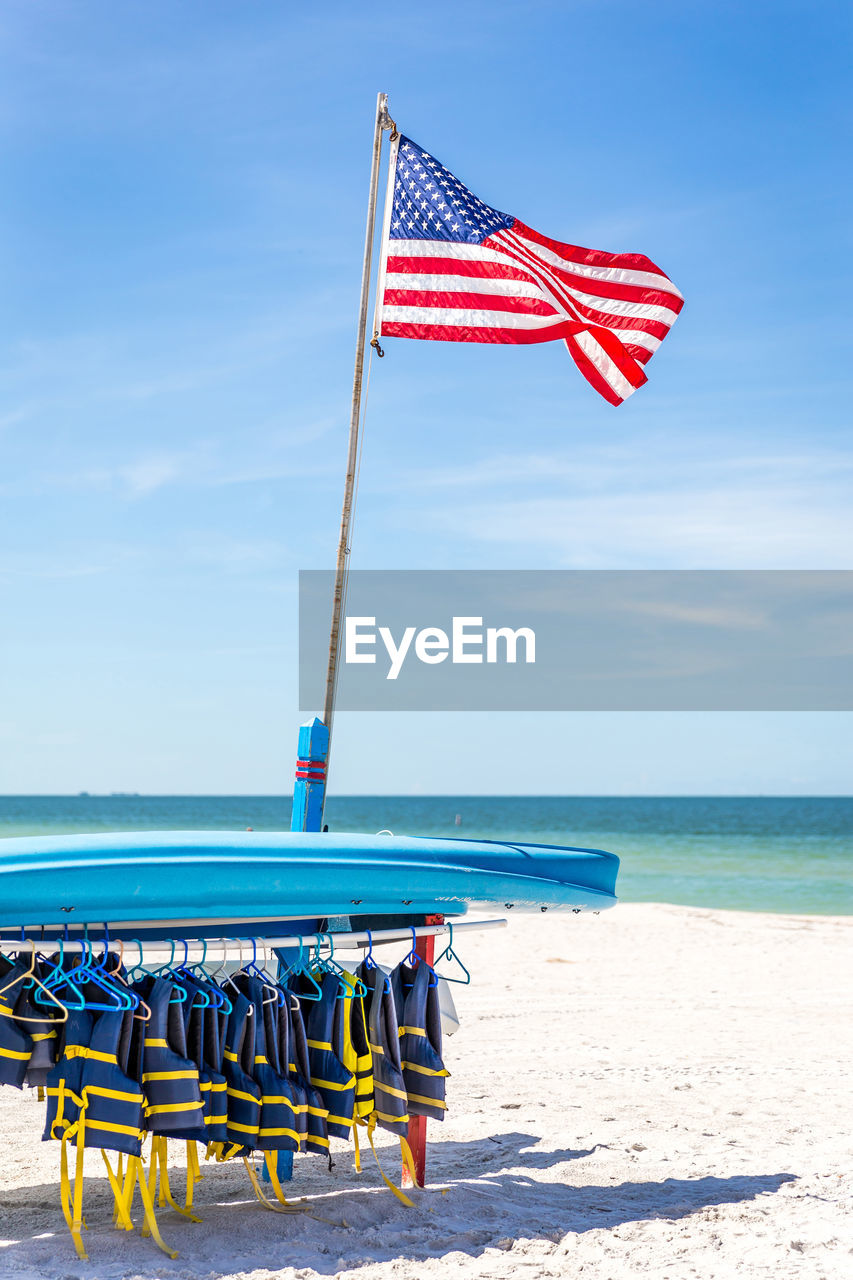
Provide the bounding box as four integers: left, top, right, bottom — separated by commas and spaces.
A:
321, 92, 394, 769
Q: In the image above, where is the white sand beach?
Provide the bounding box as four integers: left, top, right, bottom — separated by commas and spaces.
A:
1, 903, 851, 1280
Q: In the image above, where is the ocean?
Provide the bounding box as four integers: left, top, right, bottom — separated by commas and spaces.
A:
0, 795, 850, 916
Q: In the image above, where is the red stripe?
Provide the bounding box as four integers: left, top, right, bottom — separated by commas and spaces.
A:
386, 254, 536, 285
383, 288, 560, 317
382, 319, 583, 346
623, 343, 654, 365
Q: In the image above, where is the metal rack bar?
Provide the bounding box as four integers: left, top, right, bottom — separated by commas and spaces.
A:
2, 917, 507, 957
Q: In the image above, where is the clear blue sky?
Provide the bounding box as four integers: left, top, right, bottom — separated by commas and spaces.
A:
1, 1, 851, 795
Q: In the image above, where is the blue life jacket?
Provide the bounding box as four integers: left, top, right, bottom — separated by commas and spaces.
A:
43, 1008, 94, 1142
222, 990, 261, 1150
391, 961, 449, 1121
237, 975, 301, 1152
136, 976, 205, 1138
285, 987, 329, 1154
304, 972, 356, 1141
0, 959, 34, 1088
77, 1009, 145, 1157
356, 963, 409, 1137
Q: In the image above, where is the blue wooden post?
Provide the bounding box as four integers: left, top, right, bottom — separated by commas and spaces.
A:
290, 717, 329, 833
269, 718, 329, 1185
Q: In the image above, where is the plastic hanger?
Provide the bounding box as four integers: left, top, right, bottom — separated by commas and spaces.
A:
0, 941, 69, 1024
34, 938, 87, 1011
280, 937, 322, 1000
362, 930, 377, 971
432, 923, 471, 985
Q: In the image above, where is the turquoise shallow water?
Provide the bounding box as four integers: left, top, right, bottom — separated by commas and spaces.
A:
0, 795, 850, 916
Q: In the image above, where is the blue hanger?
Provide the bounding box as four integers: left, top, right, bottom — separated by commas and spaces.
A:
280, 936, 322, 1000
433, 923, 470, 985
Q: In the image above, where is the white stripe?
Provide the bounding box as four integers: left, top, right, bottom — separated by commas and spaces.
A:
384, 271, 544, 301
561, 285, 680, 327
611, 328, 661, 354
573, 331, 636, 402
505, 228, 684, 301
386, 239, 514, 267
380, 304, 566, 331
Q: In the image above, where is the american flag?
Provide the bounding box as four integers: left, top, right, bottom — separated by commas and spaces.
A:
375, 136, 684, 406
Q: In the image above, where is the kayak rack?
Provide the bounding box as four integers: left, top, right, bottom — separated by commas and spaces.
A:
2, 916, 507, 957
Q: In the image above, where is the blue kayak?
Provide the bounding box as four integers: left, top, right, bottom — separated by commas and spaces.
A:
0, 830, 618, 929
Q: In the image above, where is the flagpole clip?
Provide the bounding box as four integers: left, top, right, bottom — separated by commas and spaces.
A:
370, 332, 385, 358
379, 103, 398, 140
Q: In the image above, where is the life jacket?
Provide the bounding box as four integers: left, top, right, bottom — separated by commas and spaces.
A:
136, 976, 205, 1139
222, 990, 261, 1150
18, 962, 61, 1089
356, 963, 409, 1137
43, 1008, 93, 1143
391, 961, 449, 1121
340, 971, 373, 1120
304, 972, 356, 1141
238, 974, 301, 1153
167, 972, 228, 1146
76, 1009, 146, 1157
0, 959, 34, 1088
284, 987, 329, 1154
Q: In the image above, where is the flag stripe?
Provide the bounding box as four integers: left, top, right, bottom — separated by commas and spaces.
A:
385, 288, 559, 317
384, 271, 545, 300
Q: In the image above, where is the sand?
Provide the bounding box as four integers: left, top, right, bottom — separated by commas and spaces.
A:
1, 902, 851, 1280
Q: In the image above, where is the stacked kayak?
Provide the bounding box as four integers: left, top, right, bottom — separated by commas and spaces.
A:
0, 830, 619, 930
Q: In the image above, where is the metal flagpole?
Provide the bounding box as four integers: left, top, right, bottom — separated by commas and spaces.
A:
291, 92, 394, 833
322, 93, 394, 753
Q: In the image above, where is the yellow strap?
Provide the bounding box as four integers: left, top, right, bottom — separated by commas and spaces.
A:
258, 1126, 301, 1142
406, 1093, 447, 1111
227, 1120, 261, 1136
32, 1031, 57, 1041
85, 1118, 146, 1138
142, 1069, 198, 1082
84, 1084, 144, 1104
226, 1086, 261, 1105
102, 1152, 134, 1232
144, 1037, 169, 1048
223, 1048, 239, 1062
65, 1045, 117, 1063
145, 1100, 203, 1116
242, 1156, 297, 1213
374, 1080, 408, 1101
399, 1026, 426, 1037
133, 1154, 178, 1258
373, 1107, 411, 1126
310, 1075, 355, 1092
152, 1135, 202, 1222
401, 1060, 450, 1077
352, 1118, 362, 1173
260, 1093, 298, 1110
306, 1038, 333, 1050
59, 1126, 88, 1260
400, 1134, 418, 1186
363, 1116, 414, 1208
0, 1045, 30, 1060
72, 1113, 88, 1259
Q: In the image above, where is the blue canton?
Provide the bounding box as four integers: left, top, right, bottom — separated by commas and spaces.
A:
389, 136, 514, 244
